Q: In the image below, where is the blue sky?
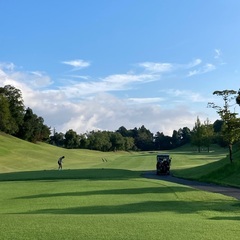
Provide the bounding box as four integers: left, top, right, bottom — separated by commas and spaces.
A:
0, 0, 239, 135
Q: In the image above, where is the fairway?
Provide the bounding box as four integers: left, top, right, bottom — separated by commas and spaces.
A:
1, 135, 240, 239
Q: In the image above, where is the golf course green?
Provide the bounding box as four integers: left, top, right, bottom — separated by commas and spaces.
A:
0, 132, 240, 240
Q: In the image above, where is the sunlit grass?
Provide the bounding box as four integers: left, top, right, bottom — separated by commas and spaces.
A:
1, 133, 240, 239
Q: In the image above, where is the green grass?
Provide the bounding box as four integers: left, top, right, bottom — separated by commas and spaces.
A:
1, 133, 240, 239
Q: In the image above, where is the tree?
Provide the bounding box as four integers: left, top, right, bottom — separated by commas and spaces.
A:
116, 126, 129, 137
124, 137, 135, 151
0, 85, 25, 135
212, 119, 226, 146
208, 90, 240, 162
181, 127, 191, 145
50, 131, 65, 147
64, 129, 80, 149
171, 130, 181, 148
134, 125, 154, 151
110, 132, 125, 151
154, 132, 173, 150
87, 131, 112, 151
18, 107, 50, 143
0, 94, 12, 133
191, 116, 204, 152
201, 118, 214, 152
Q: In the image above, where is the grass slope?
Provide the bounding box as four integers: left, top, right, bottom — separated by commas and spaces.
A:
170, 143, 240, 187
1, 133, 240, 240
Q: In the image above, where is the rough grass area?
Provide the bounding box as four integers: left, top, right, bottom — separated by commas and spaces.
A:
1, 133, 240, 239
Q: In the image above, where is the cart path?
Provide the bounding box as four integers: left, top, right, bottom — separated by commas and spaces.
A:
143, 171, 240, 200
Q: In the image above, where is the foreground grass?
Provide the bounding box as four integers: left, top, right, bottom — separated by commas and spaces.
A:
1, 133, 240, 239
1, 175, 240, 240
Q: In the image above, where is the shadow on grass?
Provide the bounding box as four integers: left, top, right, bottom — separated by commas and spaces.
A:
15, 185, 195, 199
16, 199, 236, 216
0, 168, 142, 181
210, 216, 240, 221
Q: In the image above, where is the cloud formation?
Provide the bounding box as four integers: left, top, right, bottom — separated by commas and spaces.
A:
187, 63, 216, 77
0, 57, 218, 136
138, 62, 173, 73
62, 59, 90, 71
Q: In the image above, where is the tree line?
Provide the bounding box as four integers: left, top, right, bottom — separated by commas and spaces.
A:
1, 85, 240, 156
0, 85, 50, 142
48, 118, 228, 152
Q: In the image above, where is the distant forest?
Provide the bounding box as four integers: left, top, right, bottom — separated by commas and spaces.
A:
0, 85, 228, 152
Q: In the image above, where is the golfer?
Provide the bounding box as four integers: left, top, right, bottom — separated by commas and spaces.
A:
58, 156, 65, 170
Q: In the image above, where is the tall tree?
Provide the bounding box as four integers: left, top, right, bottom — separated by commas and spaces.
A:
110, 132, 125, 151
202, 118, 214, 152
0, 85, 25, 134
208, 90, 240, 162
64, 129, 80, 149
181, 127, 191, 145
191, 116, 204, 152
171, 130, 181, 148
154, 132, 173, 150
134, 125, 154, 151
18, 107, 50, 143
0, 94, 12, 133
50, 132, 65, 147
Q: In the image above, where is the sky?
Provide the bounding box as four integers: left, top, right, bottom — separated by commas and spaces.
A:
0, 0, 240, 136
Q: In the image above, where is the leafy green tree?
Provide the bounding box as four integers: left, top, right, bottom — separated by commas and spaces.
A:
18, 107, 50, 143
124, 137, 135, 151
116, 126, 129, 137
154, 132, 173, 150
87, 131, 112, 151
208, 90, 240, 162
134, 125, 154, 151
171, 130, 181, 148
202, 118, 214, 152
0, 85, 24, 135
18, 107, 37, 141
191, 116, 204, 152
64, 129, 80, 149
0, 94, 13, 133
212, 119, 225, 146
181, 127, 191, 145
50, 132, 65, 147
110, 132, 125, 151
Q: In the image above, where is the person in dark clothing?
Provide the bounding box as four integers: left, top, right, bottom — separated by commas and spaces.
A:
58, 156, 65, 170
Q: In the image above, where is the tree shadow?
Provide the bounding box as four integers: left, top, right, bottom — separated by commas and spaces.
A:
0, 168, 142, 181
16, 199, 237, 216
210, 216, 240, 221
14, 185, 195, 199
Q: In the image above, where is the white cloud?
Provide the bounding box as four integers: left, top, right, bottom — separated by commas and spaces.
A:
214, 49, 221, 59
187, 59, 202, 68
128, 97, 164, 104
138, 62, 173, 73
187, 63, 216, 77
10, 71, 53, 89
50, 93, 199, 136
0, 62, 15, 71
163, 89, 211, 103
59, 73, 159, 98
0, 59, 219, 136
62, 59, 90, 70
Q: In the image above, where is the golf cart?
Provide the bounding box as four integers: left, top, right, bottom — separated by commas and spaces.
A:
156, 154, 171, 175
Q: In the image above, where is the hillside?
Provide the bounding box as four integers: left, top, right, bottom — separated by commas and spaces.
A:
169, 143, 240, 187
1, 132, 240, 188
0, 132, 123, 173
